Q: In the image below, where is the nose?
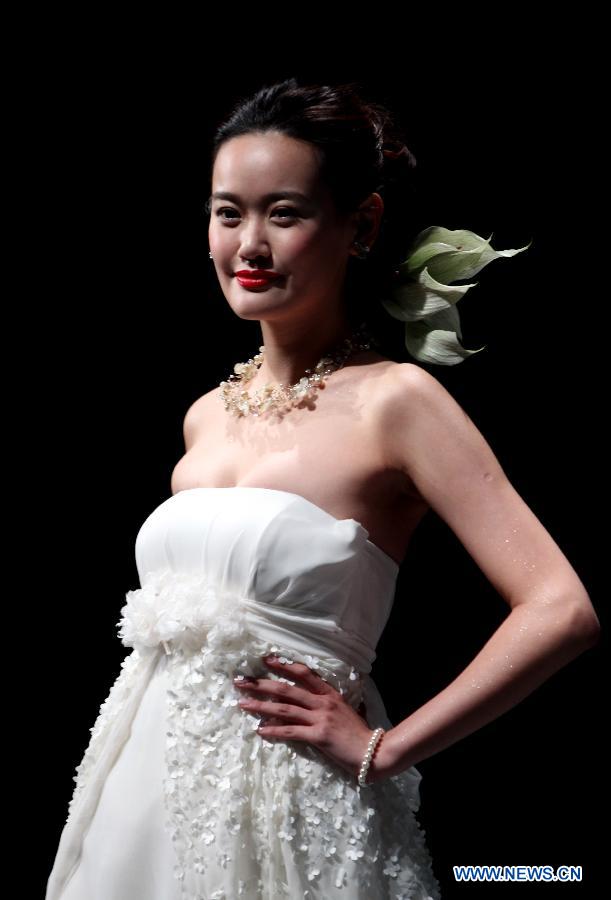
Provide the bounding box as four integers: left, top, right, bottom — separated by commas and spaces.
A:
239, 245, 272, 266
238, 219, 273, 264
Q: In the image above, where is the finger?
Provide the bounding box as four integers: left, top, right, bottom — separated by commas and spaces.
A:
256, 722, 314, 742
235, 677, 322, 710
263, 656, 334, 695
239, 698, 315, 724
260, 715, 284, 726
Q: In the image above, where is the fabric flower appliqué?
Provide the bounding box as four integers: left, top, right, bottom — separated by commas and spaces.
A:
116, 568, 249, 654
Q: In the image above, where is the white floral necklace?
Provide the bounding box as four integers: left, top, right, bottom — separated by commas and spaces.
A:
220, 321, 375, 418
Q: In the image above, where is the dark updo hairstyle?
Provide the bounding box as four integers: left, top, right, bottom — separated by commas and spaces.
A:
207, 77, 423, 360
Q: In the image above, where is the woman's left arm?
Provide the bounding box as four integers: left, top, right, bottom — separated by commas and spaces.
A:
371, 364, 600, 781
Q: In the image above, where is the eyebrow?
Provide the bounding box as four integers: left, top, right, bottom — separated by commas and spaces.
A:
209, 190, 311, 204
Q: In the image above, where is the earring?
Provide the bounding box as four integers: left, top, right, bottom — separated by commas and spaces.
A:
209, 251, 213, 259
352, 241, 370, 260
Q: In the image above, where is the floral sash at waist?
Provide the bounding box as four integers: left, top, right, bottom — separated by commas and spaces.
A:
117, 567, 377, 677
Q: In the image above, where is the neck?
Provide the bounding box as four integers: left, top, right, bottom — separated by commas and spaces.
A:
253, 310, 361, 388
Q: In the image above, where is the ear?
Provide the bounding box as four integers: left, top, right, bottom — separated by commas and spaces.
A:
349, 192, 384, 253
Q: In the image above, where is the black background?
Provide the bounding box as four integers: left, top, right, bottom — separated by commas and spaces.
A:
31, 21, 605, 899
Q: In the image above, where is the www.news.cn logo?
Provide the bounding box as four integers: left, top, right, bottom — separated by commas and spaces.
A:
453, 864, 582, 883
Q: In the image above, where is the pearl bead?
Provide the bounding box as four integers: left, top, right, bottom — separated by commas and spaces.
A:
358, 727, 385, 786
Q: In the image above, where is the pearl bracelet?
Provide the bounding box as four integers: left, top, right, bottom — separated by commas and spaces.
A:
357, 727, 385, 786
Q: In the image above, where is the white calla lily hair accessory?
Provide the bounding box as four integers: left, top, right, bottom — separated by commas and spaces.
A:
380, 226, 532, 365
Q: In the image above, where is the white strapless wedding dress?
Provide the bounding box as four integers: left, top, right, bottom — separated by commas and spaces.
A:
46, 486, 441, 899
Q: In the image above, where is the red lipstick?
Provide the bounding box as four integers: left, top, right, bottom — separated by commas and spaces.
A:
235, 270, 282, 288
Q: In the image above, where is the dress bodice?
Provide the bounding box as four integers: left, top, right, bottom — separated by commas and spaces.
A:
132, 486, 400, 675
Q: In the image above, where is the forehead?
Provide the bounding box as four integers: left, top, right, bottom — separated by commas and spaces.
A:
211, 131, 324, 197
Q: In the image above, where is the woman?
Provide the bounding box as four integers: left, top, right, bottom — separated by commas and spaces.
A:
47, 78, 599, 899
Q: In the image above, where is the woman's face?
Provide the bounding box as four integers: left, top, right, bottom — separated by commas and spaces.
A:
208, 131, 360, 325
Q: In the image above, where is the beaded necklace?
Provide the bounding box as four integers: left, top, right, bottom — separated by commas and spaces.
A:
220, 321, 376, 418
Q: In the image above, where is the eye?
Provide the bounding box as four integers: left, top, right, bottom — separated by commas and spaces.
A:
215, 208, 238, 220
272, 208, 298, 219
215, 207, 299, 222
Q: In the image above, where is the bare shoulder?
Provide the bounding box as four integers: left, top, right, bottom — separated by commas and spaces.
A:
379, 360, 451, 401
378, 360, 474, 417
182, 385, 223, 451
373, 361, 502, 493
374, 362, 464, 441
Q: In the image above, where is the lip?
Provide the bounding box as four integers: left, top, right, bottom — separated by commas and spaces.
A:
235, 271, 282, 288
235, 270, 281, 278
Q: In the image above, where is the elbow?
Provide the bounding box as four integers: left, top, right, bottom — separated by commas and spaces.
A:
565, 596, 601, 648
579, 619, 601, 648
522, 589, 601, 648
